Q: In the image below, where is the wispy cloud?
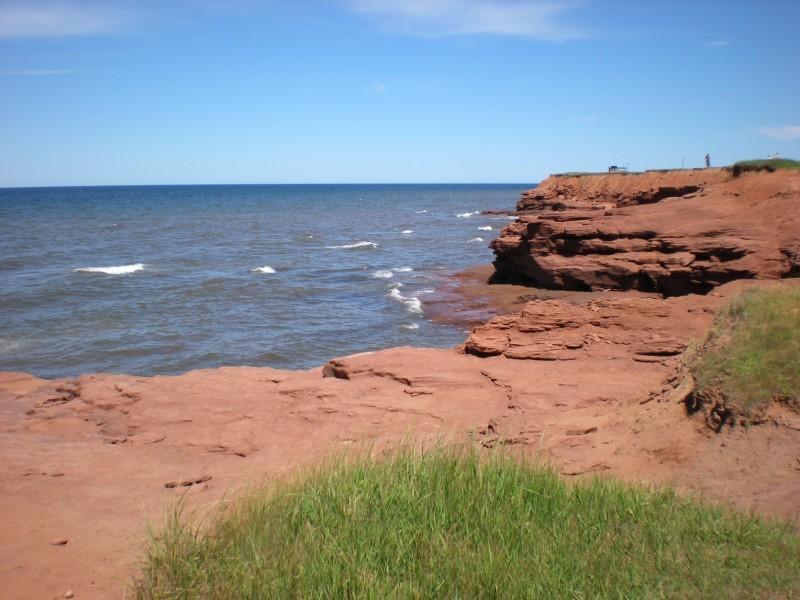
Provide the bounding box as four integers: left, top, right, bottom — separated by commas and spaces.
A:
705, 39, 732, 48
347, 0, 588, 40
0, 2, 131, 38
370, 82, 387, 93
759, 126, 800, 141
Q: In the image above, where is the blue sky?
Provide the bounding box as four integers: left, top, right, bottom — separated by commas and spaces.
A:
1, 0, 798, 186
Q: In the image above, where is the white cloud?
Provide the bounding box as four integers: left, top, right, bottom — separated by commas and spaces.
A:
705, 39, 731, 48
0, 2, 130, 37
370, 83, 387, 93
759, 126, 800, 141
347, 0, 587, 40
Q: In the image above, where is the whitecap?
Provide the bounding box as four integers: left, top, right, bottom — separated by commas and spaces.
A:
417, 288, 435, 295
251, 265, 276, 274
0, 338, 23, 353
466, 237, 485, 243
415, 209, 427, 214
456, 211, 479, 218
325, 241, 379, 249
401, 323, 420, 330
477, 226, 493, 231
372, 270, 394, 279
74, 263, 145, 275
401, 230, 414, 234
388, 287, 423, 314
392, 267, 413, 273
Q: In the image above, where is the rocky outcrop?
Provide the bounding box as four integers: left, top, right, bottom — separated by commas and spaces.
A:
492, 170, 800, 295
516, 169, 730, 211
464, 292, 706, 362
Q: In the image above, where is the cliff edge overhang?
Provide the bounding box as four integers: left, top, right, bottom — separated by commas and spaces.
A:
490, 169, 800, 295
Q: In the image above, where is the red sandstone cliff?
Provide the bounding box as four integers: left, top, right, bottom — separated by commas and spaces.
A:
2, 168, 800, 598
491, 169, 800, 295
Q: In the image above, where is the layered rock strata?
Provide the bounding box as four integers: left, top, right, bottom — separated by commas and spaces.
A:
492, 170, 800, 294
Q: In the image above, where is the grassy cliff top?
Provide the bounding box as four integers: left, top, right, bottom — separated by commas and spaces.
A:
689, 285, 800, 424
732, 158, 800, 171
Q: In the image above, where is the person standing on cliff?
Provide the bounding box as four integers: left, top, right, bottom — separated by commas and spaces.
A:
705, 153, 711, 168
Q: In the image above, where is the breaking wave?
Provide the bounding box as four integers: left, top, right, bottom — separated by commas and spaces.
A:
456, 211, 479, 218
251, 265, 276, 274
373, 267, 412, 279
74, 263, 145, 275
325, 241, 379, 250
388, 287, 423, 315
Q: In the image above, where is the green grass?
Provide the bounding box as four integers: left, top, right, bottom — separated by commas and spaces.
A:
730, 158, 800, 176
690, 285, 800, 421
135, 445, 800, 599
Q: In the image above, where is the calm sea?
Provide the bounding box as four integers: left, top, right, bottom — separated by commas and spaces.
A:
0, 184, 529, 378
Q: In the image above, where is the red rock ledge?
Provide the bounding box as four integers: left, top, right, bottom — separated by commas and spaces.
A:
491, 169, 800, 295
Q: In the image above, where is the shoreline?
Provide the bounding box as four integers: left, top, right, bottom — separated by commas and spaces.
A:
2, 168, 799, 597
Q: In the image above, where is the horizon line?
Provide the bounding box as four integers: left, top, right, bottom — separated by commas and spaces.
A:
0, 181, 538, 191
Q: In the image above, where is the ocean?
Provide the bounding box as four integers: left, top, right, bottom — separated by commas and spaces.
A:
0, 184, 529, 378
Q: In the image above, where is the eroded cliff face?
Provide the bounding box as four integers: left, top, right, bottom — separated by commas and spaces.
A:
491, 169, 800, 295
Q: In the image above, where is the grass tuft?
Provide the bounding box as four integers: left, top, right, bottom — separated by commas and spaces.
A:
690, 285, 800, 423
730, 158, 800, 176
135, 445, 800, 599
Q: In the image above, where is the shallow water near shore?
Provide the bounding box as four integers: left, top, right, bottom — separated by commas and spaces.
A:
0, 184, 528, 378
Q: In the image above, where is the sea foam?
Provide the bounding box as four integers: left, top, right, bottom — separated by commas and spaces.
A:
251, 265, 276, 274
74, 263, 145, 275
477, 226, 493, 231
325, 241, 379, 249
388, 287, 423, 314
467, 237, 484, 243
401, 230, 414, 234
456, 211, 479, 218
392, 267, 413, 272
372, 270, 394, 279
